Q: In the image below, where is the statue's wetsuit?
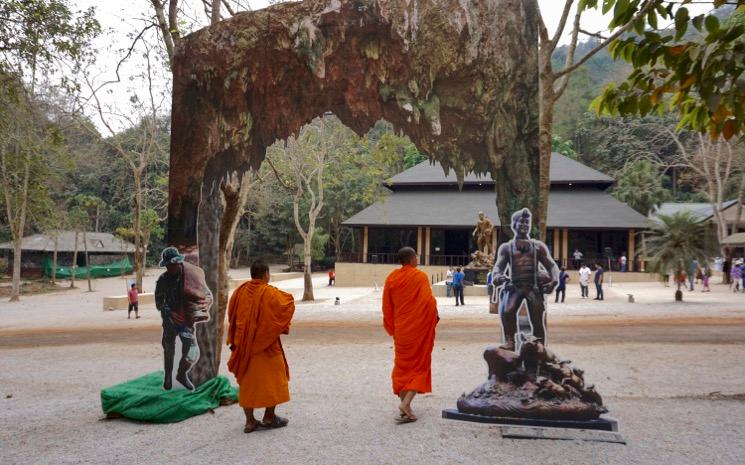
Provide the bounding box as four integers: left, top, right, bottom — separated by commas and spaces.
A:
492, 237, 559, 350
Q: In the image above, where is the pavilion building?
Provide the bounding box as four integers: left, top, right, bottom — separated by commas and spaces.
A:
339, 153, 649, 281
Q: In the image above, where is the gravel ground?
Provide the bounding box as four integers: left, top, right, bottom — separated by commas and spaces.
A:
2, 271, 745, 464
2, 328, 745, 464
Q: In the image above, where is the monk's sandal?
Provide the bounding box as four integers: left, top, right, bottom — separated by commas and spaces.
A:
261, 415, 289, 429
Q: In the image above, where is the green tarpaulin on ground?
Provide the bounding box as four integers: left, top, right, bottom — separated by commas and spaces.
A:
100, 371, 238, 423
43, 256, 132, 279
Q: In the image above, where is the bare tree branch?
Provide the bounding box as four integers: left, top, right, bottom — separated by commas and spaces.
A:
554, 1, 657, 80
549, 0, 575, 52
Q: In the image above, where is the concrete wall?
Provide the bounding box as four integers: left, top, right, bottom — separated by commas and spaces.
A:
103, 293, 155, 311
335, 262, 450, 287
335, 262, 663, 287
229, 271, 303, 289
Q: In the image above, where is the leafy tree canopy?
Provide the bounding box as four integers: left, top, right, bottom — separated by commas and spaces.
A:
612, 159, 670, 215
584, 0, 745, 139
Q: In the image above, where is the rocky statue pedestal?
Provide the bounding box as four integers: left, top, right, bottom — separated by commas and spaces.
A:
442, 335, 619, 432
464, 250, 494, 285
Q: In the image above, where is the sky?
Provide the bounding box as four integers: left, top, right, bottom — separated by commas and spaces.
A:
71, 0, 713, 133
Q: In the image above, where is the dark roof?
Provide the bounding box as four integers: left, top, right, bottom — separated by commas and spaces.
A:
721, 232, 745, 246
0, 232, 135, 253
344, 188, 649, 229
653, 200, 737, 222
386, 153, 614, 188
343, 190, 501, 228
547, 190, 650, 229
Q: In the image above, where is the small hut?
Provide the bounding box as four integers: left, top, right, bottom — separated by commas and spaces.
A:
0, 232, 135, 278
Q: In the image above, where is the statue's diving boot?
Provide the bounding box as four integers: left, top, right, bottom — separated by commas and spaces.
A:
176, 360, 195, 391
163, 356, 173, 390
500, 335, 516, 352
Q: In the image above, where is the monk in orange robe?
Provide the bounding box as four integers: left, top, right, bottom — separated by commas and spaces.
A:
383, 247, 439, 423
227, 260, 295, 433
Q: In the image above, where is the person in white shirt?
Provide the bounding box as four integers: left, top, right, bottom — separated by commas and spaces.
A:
572, 249, 583, 269
445, 266, 454, 297
578, 264, 591, 298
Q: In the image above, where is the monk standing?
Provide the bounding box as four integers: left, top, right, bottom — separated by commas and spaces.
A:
382, 247, 439, 423
227, 261, 295, 433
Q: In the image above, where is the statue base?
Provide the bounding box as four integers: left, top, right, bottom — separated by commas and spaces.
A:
467, 250, 494, 270
463, 267, 489, 285
445, 337, 614, 430
441, 409, 619, 431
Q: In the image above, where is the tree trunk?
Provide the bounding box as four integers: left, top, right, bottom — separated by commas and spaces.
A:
189, 162, 249, 387
302, 238, 314, 301
51, 233, 58, 284
723, 247, 733, 285
10, 235, 22, 301
133, 171, 144, 291
7, 145, 31, 302
333, 222, 342, 262
83, 230, 92, 292
70, 231, 78, 288
537, 47, 554, 242
121, 244, 127, 277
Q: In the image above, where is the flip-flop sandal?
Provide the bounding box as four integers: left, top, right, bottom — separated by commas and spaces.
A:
261, 415, 289, 429
243, 422, 261, 433
395, 413, 417, 424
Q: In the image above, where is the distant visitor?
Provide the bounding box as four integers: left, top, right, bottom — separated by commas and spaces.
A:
127, 283, 140, 319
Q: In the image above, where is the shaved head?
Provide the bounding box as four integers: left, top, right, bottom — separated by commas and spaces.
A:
250, 260, 269, 280
398, 247, 417, 266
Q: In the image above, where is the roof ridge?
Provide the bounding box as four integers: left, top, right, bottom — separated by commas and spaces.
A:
386, 152, 614, 186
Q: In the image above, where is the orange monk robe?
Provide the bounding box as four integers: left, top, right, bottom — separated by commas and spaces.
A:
227, 280, 295, 408
382, 264, 439, 395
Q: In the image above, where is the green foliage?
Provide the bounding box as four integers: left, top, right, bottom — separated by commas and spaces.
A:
249, 118, 422, 261
645, 211, 716, 279
612, 159, 670, 215
311, 229, 329, 261
552, 42, 631, 139
0, 0, 100, 87
0, 75, 60, 240
584, 1, 745, 139
551, 134, 577, 159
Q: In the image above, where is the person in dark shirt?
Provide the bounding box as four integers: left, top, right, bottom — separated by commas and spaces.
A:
593, 263, 605, 301
555, 267, 569, 303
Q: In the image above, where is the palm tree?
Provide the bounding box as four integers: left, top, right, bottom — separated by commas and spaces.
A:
613, 160, 670, 216
645, 211, 716, 301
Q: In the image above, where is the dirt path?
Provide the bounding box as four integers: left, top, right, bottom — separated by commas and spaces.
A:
3, 315, 744, 348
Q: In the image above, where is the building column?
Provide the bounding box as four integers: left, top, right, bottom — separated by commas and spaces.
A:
552, 229, 560, 260
562, 228, 569, 268
628, 229, 636, 272
425, 227, 431, 265
416, 226, 423, 260
362, 226, 368, 263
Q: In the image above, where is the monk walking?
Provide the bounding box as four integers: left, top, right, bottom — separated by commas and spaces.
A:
227, 261, 295, 433
382, 247, 439, 423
